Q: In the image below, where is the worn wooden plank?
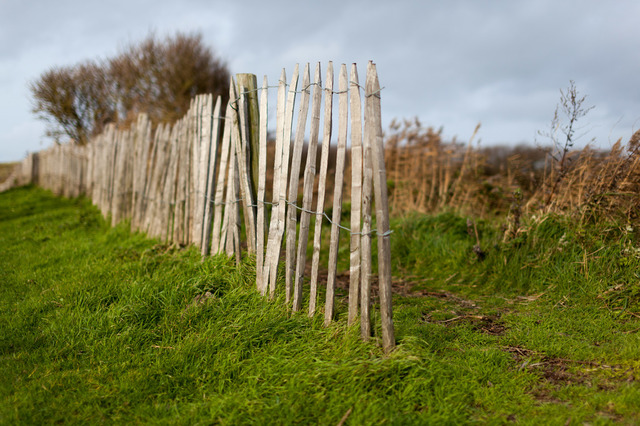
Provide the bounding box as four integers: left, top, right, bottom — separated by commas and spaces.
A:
266, 65, 299, 298
232, 154, 242, 266
84, 142, 94, 198
309, 61, 334, 316
226, 144, 242, 263
325, 64, 349, 326
186, 100, 194, 242
236, 73, 260, 205
155, 125, 172, 237
173, 119, 184, 243
167, 123, 182, 242
135, 115, 153, 232
199, 96, 211, 246
218, 157, 231, 255
191, 99, 200, 244
123, 128, 135, 221
256, 76, 268, 292
172, 120, 186, 243
87, 136, 97, 206
285, 63, 311, 303
112, 129, 129, 226
96, 132, 105, 214
293, 62, 322, 311
144, 124, 165, 236
108, 129, 120, 224
131, 114, 150, 231
366, 61, 395, 352
360, 88, 374, 340
201, 95, 222, 256
231, 78, 257, 253
185, 99, 197, 245
143, 123, 161, 235
154, 124, 168, 238
223, 144, 237, 256
212, 103, 234, 254
96, 130, 106, 214
85, 138, 94, 201
348, 64, 363, 326
262, 68, 288, 296
193, 95, 208, 248
103, 125, 117, 219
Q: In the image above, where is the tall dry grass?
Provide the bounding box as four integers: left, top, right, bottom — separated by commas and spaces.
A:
383, 118, 640, 226
529, 129, 640, 224
384, 118, 529, 216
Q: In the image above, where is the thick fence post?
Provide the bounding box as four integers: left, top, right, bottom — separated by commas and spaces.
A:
236, 73, 260, 204
366, 61, 395, 352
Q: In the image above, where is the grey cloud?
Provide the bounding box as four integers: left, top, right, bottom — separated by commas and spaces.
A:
1, 0, 639, 161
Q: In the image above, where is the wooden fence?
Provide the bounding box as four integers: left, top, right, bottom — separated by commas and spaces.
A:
7, 61, 395, 351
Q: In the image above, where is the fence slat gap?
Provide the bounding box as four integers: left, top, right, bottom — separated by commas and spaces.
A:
366, 61, 395, 352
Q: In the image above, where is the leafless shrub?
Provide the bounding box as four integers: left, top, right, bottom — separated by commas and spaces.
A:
30, 31, 229, 145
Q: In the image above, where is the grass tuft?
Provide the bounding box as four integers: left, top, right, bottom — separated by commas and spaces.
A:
2, 186, 640, 423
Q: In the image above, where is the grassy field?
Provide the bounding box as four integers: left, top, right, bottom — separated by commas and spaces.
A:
2, 186, 640, 424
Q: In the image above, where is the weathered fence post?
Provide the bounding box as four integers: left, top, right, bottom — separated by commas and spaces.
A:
366, 61, 395, 352
256, 76, 268, 292
201, 95, 223, 257
325, 64, 349, 326
229, 78, 256, 253
265, 65, 299, 299
236, 74, 260, 204
286, 63, 311, 303
309, 62, 334, 316
348, 64, 363, 326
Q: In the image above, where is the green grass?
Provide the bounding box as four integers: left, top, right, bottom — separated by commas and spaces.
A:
2, 186, 640, 424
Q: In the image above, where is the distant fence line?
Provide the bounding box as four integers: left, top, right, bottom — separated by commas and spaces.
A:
8, 61, 395, 351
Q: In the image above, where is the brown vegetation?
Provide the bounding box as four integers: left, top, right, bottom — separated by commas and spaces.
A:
383, 116, 640, 226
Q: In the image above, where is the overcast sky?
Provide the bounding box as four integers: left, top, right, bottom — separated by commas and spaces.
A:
1, 0, 639, 162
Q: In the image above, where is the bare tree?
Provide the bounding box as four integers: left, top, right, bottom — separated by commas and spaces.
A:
109, 31, 230, 126
30, 61, 115, 145
30, 31, 229, 145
